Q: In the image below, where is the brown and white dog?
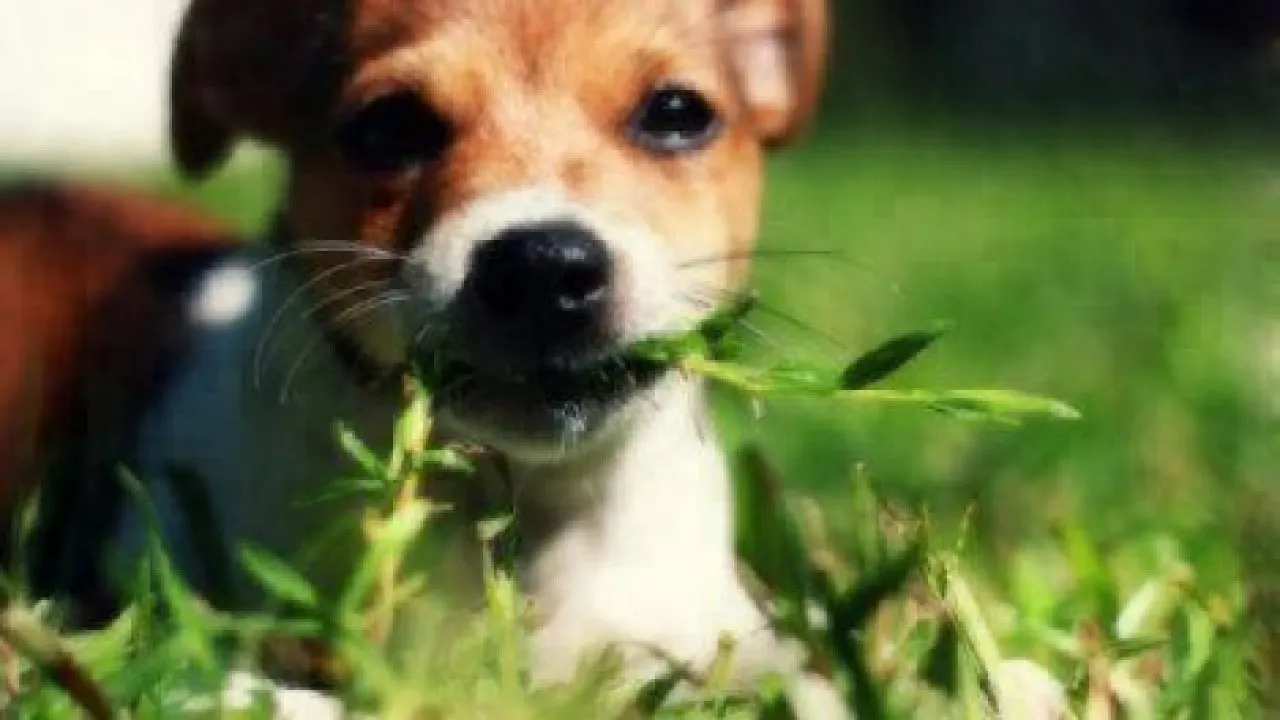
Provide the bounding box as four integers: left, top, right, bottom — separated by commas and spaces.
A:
2, 0, 842, 712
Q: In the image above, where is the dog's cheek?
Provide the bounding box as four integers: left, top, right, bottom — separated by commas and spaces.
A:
645, 131, 764, 297
281, 163, 427, 361
711, 131, 766, 291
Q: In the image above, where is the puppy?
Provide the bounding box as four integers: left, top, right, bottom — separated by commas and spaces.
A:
14, 0, 841, 712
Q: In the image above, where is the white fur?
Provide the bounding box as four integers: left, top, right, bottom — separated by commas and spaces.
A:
191, 260, 260, 325
512, 377, 787, 683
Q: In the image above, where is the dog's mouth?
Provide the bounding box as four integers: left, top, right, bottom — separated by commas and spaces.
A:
423, 347, 668, 450
437, 352, 666, 402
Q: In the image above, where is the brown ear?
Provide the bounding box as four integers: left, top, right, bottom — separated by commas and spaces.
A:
720, 0, 830, 147
169, 0, 334, 179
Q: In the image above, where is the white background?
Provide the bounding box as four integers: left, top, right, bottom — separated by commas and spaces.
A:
0, 1, 187, 166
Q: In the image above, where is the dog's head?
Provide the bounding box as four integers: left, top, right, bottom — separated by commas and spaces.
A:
172, 0, 828, 459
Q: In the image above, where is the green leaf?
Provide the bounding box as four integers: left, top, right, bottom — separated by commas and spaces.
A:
698, 292, 758, 348
628, 293, 758, 367
416, 446, 476, 474
239, 545, 320, 611
1058, 522, 1119, 627
117, 467, 219, 674
1191, 653, 1224, 719
334, 421, 388, 479
477, 515, 515, 545
758, 364, 837, 395
396, 379, 432, 455
338, 500, 431, 617
301, 476, 389, 506
810, 565, 885, 718
105, 640, 191, 708
733, 447, 814, 638
65, 607, 137, 672
929, 389, 1081, 423
840, 326, 947, 390
941, 557, 1004, 677
1108, 636, 1167, 660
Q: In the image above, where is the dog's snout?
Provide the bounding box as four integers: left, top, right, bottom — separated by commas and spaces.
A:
469, 221, 610, 323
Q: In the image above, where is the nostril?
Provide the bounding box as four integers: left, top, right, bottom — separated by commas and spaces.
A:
554, 254, 609, 311
468, 220, 610, 320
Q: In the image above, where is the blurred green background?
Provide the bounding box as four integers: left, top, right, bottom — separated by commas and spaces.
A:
17, 0, 1278, 704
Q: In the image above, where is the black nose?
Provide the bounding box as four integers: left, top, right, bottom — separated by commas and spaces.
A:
462, 220, 611, 358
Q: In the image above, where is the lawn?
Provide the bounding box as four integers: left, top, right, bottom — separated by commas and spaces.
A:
6, 121, 1276, 717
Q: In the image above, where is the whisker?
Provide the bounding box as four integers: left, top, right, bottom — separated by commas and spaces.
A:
247, 242, 406, 274
298, 279, 398, 324
413, 313, 451, 349
687, 284, 848, 356
252, 259, 395, 389
680, 290, 717, 311
737, 319, 790, 356
680, 288, 796, 361
277, 292, 411, 404
676, 249, 904, 298
675, 248, 846, 269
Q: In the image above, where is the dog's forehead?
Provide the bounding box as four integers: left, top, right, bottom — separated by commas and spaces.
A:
350, 0, 721, 69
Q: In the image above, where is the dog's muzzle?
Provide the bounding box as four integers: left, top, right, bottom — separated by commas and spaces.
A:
422, 219, 663, 451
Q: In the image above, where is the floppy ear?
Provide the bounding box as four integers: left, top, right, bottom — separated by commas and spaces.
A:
720, 0, 830, 147
169, 0, 336, 179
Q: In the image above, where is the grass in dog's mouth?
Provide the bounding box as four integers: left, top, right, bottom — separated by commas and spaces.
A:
412, 293, 1079, 426
630, 295, 1080, 424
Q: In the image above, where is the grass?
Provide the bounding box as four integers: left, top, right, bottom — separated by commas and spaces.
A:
2, 121, 1275, 717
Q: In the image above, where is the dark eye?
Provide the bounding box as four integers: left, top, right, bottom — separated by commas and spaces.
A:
335, 92, 452, 173
628, 84, 721, 156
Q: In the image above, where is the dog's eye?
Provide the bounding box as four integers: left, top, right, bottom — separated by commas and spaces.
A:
629, 85, 721, 156
336, 93, 452, 173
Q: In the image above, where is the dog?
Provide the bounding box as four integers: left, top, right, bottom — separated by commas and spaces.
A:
4, 0, 844, 713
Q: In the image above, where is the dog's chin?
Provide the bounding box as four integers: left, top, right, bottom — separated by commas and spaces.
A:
433, 353, 667, 464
